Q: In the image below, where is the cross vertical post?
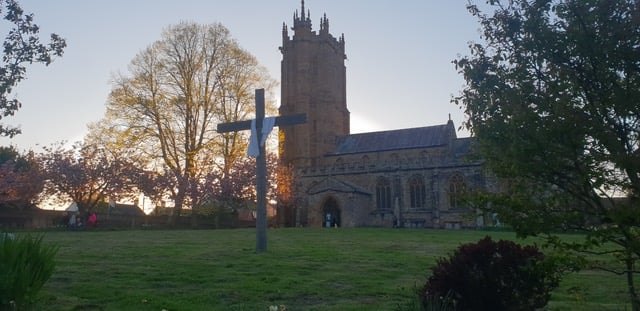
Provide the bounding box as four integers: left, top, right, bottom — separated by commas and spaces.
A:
216, 89, 305, 253
254, 89, 267, 253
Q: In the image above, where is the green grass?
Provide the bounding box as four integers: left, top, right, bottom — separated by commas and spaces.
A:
26, 228, 634, 310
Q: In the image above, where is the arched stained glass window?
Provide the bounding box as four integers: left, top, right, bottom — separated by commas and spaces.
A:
376, 177, 392, 210
449, 173, 466, 209
409, 175, 426, 209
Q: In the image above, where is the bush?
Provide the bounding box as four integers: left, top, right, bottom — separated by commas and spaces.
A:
0, 234, 58, 310
421, 236, 561, 311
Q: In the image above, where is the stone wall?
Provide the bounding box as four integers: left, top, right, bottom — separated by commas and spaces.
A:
293, 144, 489, 228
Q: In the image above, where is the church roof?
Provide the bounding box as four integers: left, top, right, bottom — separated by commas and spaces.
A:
453, 137, 474, 155
332, 123, 454, 155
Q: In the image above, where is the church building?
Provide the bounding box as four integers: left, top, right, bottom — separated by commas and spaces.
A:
278, 2, 497, 228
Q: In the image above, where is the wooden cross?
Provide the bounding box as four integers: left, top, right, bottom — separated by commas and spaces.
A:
217, 89, 305, 253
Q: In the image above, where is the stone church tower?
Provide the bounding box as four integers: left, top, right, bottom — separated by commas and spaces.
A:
276, 2, 496, 229
279, 0, 349, 169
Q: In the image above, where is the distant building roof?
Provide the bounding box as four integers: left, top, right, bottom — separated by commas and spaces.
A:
332, 123, 455, 155
109, 203, 145, 216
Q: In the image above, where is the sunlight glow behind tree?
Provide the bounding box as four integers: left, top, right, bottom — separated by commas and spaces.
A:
86, 22, 276, 221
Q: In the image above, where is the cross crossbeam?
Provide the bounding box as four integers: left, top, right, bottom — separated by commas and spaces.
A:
217, 89, 306, 253
216, 114, 306, 133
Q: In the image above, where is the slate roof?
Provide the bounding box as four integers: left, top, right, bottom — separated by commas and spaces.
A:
453, 137, 474, 156
332, 123, 454, 155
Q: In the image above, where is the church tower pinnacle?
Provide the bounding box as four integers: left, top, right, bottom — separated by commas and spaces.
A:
279, 2, 349, 169
293, 0, 312, 31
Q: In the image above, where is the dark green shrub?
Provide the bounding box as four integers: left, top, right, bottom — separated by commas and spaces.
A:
0, 234, 58, 310
421, 236, 561, 311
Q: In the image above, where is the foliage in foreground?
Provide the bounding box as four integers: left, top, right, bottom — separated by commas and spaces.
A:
0, 233, 57, 310
421, 236, 562, 311
0, 0, 66, 137
455, 0, 640, 308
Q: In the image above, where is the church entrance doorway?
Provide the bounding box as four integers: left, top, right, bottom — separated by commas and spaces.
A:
322, 197, 341, 228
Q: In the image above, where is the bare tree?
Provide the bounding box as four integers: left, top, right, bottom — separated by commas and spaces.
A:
87, 22, 276, 220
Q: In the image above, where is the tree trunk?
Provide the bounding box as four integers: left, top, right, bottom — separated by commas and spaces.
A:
169, 196, 184, 226
190, 211, 199, 228
625, 254, 640, 311
168, 177, 189, 226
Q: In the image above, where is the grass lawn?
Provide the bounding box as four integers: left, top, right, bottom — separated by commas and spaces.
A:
27, 228, 633, 310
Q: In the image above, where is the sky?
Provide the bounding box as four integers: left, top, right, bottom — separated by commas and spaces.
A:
0, 0, 485, 151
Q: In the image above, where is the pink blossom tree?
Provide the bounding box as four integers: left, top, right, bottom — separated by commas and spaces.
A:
40, 143, 140, 215
0, 146, 43, 209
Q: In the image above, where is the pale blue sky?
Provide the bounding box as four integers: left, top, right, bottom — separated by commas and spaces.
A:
1, 1, 483, 150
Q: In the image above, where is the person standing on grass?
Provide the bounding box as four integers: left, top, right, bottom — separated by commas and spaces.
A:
88, 212, 97, 228
68, 213, 77, 230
